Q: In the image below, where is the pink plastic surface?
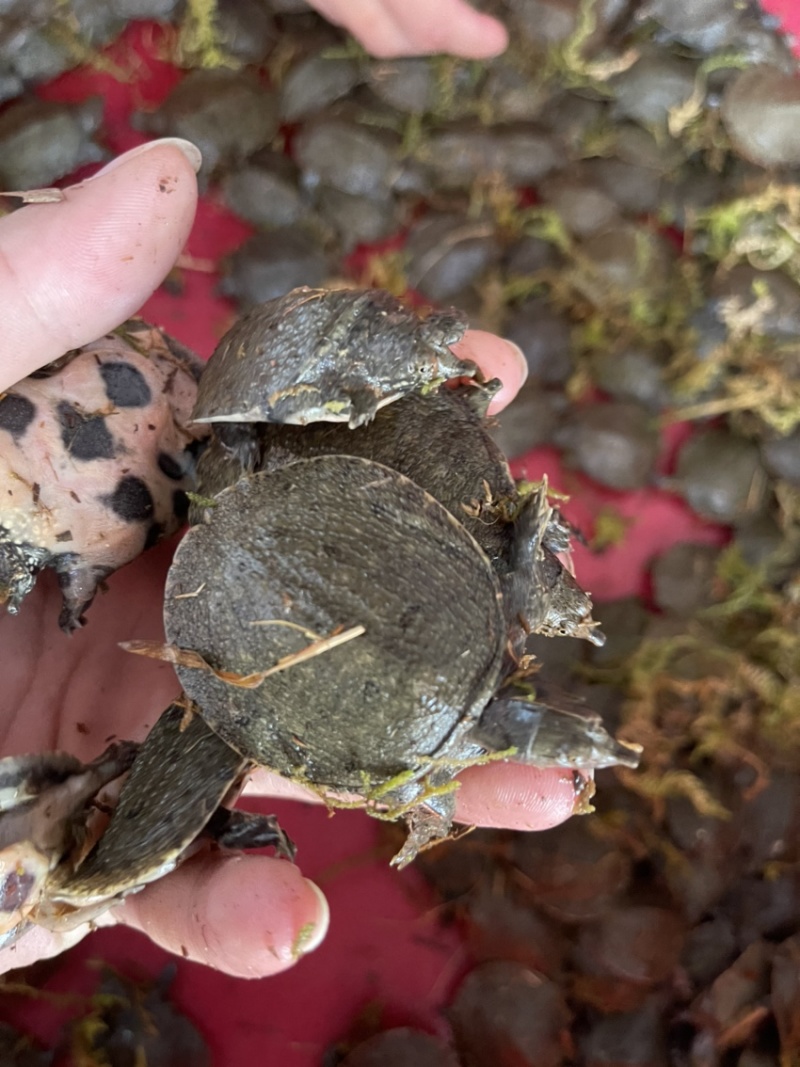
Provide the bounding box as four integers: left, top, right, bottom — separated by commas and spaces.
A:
3, 3, 798, 1063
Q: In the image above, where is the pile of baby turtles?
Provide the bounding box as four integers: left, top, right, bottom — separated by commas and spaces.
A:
0, 286, 636, 944
0, 964, 211, 1065
0, 0, 799, 1063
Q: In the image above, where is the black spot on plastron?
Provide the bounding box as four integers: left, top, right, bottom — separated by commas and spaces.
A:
99, 361, 152, 407
57, 402, 115, 461
158, 451, 186, 480
102, 476, 154, 522
144, 522, 164, 550
173, 489, 189, 523
0, 394, 35, 440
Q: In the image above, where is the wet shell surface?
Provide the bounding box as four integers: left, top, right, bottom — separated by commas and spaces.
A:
192, 286, 475, 428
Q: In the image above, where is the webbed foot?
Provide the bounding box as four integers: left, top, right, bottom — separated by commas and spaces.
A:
52, 554, 112, 633
0, 541, 48, 616
204, 807, 296, 861
391, 790, 457, 869
346, 386, 383, 429
501, 485, 605, 650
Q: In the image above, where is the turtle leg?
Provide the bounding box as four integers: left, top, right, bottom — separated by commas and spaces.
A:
469, 693, 642, 771
390, 787, 457, 870
204, 807, 296, 861
51, 554, 113, 633
0, 541, 48, 616
50, 701, 266, 907
345, 386, 383, 429
194, 424, 259, 505
501, 486, 604, 650
454, 378, 502, 418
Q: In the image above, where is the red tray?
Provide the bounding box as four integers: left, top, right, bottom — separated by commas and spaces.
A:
4, 3, 798, 1062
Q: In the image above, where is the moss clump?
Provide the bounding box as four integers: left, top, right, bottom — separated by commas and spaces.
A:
620, 547, 800, 808
175, 0, 239, 69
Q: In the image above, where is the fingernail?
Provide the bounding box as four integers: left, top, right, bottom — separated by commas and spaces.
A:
292, 879, 330, 958
83, 138, 203, 182
502, 339, 529, 387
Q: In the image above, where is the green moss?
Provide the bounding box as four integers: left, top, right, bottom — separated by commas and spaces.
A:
590, 506, 633, 551
429, 56, 486, 121
176, 0, 239, 69
542, 0, 638, 94
357, 249, 410, 296
185, 491, 219, 509
319, 38, 370, 61
291, 922, 319, 960
690, 183, 800, 279
621, 769, 731, 820
616, 546, 800, 803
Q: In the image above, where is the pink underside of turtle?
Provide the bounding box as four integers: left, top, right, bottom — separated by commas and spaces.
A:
6, 4, 797, 1064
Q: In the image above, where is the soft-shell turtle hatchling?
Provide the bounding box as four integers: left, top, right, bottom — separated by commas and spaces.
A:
0, 287, 640, 940
0, 743, 137, 946
190, 285, 477, 427
0, 322, 208, 632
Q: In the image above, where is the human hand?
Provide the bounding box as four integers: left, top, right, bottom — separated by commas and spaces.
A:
307, 0, 508, 58
0, 139, 576, 981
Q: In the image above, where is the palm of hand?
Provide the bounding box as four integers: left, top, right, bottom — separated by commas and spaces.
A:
0, 541, 179, 763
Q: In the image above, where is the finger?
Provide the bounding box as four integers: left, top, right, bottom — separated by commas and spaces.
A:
245, 769, 328, 802
0, 922, 88, 974
246, 763, 580, 834
312, 0, 418, 56
454, 763, 581, 831
309, 0, 508, 58
382, 0, 509, 58
0, 138, 201, 393
115, 853, 329, 979
452, 330, 528, 414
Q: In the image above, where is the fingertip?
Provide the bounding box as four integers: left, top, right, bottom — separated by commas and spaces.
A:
117, 853, 329, 978
0, 140, 199, 389
84, 137, 202, 180
451, 330, 528, 414
299, 877, 330, 956
454, 762, 579, 831
454, 11, 509, 58
0, 922, 88, 974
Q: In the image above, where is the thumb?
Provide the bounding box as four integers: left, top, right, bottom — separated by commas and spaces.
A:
0, 138, 201, 392
115, 852, 330, 978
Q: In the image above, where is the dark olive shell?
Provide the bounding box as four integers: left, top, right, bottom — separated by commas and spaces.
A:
194, 382, 603, 653
164, 455, 506, 791
197, 383, 517, 573
192, 287, 474, 429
